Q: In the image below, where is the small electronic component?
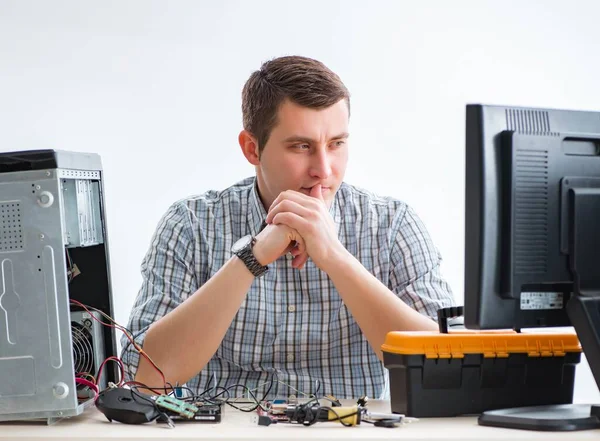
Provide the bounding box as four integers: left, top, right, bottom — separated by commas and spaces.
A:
157, 402, 223, 423
256, 415, 275, 426
189, 403, 222, 422
362, 411, 404, 428
270, 399, 288, 415
155, 396, 198, 419
256, 397, 406, 428
256, 400, 290, 424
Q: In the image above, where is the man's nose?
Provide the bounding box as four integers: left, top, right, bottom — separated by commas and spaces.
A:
309, 149, 332, 179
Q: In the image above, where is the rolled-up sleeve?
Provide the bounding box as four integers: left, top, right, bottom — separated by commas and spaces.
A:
120, 201, 198, 381
388, 205, 455, 320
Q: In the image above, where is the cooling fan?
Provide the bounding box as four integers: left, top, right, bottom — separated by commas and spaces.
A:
70, 310, 106, 398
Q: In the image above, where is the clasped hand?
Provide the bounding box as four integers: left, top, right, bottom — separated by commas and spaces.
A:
263, 184, 343, 271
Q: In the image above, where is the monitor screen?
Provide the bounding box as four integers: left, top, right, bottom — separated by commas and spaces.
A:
464, 104, 600, 330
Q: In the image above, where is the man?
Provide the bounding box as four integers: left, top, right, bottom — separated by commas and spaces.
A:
121, 56, 454, 399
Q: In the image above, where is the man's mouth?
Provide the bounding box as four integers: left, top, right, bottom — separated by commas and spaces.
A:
300, 186, 330, 195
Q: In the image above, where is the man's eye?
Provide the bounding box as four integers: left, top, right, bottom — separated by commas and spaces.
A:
295, 144, 310, 150
333, 140, 346, 147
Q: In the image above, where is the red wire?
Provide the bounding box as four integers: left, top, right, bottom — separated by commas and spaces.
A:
96, 356, 125, 387
69, 299, 167, 389
75, 377, 99, 400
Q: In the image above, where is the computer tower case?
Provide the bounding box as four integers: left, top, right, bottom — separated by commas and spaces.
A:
0, 149, 117, 423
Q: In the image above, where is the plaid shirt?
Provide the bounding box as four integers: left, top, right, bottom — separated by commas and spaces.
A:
121, 177, 454, 399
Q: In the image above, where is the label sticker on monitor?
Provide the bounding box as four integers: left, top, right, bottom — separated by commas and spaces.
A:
520, 292, 564, 310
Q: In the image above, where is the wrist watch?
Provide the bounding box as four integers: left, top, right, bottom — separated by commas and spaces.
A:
231, 234, 268, 278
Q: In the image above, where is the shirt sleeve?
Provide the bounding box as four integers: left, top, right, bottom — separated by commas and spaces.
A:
388, 204, 456, 320
120, 201, 199, 382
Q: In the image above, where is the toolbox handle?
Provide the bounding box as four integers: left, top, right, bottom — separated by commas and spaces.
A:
437, 306, 464, 333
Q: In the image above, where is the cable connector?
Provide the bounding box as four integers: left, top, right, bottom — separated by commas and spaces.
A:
356, 396, 368, 407
256, 415, 276, 426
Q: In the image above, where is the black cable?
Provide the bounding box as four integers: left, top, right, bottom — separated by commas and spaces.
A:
219, 384, 266, 412
197, 386, 231, 404
129, 386, 178, 427
206, 372, 277, 412
286, 398, 318, 426
313, 379, 321, 397
362, 419, 398, 428
165, 382, 177, 397
129, 386, 158, 408
125, 384, 179, 396
256, 372, 276, 405
169, 385, 198, 398
121, 371, 279, 415
287, 401, 361, 427
318, 406, 359, 427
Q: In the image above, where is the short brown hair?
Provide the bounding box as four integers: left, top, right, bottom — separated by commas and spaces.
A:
242, 55, 351, 155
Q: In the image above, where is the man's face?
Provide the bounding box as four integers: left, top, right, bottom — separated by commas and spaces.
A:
254, 99, 349, 210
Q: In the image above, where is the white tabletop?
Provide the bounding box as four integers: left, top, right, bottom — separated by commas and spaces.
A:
0, 400, 599, 441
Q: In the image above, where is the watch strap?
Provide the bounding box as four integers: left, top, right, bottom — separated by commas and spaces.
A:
235, 237, 268, 278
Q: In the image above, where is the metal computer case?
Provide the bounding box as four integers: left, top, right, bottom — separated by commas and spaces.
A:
0, 150, 117, 423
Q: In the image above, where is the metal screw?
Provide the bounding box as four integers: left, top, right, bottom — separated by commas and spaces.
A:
39, 234, 45, 240
53, 382, 69, 399
46, 171, 51, 177
35, 185, 41, 190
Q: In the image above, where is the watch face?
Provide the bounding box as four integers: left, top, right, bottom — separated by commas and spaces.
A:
232, 235, 253, 253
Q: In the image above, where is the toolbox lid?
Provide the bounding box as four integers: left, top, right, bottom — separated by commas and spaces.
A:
381, 331, 581, 358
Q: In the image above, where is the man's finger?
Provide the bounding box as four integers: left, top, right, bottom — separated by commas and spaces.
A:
310, 184, 324, 201
272, 212, 310, 234
266, 199, 311, 224
292, 253, 309, 269
269, 190, 319, 213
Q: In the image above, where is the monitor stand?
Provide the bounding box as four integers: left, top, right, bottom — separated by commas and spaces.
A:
480, 187, 600, 431
480, 404, 600, 431
480, 293, 600, 431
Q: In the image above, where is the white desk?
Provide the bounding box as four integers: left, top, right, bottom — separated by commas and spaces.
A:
0, 400, 598, 441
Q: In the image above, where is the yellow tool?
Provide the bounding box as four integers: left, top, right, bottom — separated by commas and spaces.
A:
320, 405, 361, 425
285, 403, 362, 426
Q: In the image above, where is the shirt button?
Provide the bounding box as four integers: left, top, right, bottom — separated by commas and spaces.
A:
287, 305, 296, 313
287, 353, 294, 362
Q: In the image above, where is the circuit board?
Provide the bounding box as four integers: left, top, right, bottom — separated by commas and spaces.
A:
157, 401, 223, 423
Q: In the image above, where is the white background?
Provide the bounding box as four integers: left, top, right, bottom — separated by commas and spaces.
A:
1, 0, 599, 403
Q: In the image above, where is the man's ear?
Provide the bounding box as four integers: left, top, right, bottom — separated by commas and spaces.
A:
239, 130, 260, 166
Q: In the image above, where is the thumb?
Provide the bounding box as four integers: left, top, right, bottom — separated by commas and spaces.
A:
310, 184, 324, 201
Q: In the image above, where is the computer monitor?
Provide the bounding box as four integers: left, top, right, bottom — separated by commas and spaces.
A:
464, 104, 600, 430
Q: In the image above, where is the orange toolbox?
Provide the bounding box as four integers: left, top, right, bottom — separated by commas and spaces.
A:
382, 309, 582, 417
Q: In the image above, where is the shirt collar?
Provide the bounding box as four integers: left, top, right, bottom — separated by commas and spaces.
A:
248, 178, 268, 237
330, 183, 343, 238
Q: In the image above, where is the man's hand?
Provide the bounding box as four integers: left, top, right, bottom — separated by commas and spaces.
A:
265, 184, 344, 271
253, 223, 307, 269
